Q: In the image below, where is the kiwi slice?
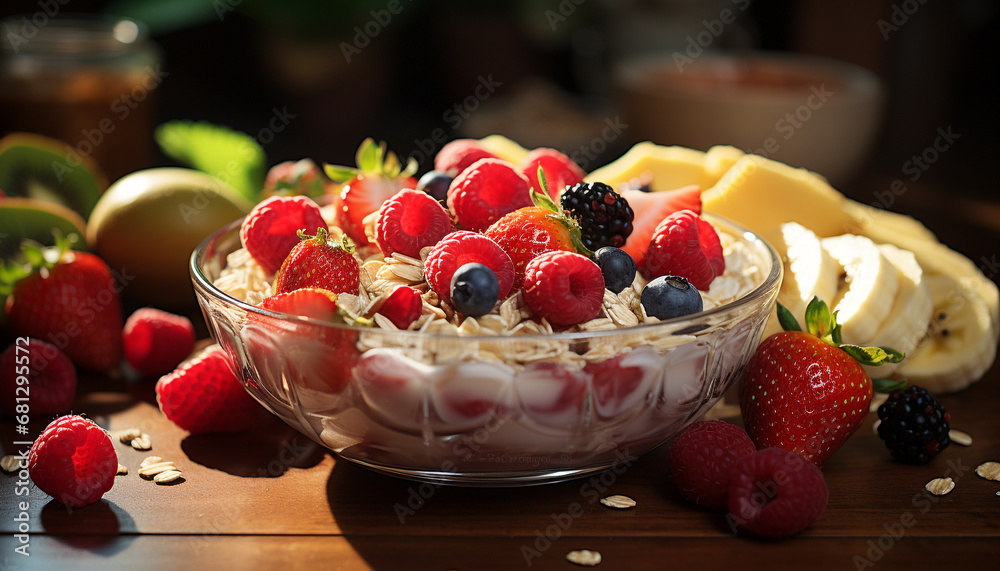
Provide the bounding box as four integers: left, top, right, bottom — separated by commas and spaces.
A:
0, 198, 87, 260
0, 133, 107, 219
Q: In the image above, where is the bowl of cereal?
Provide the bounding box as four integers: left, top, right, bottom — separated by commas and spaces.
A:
191, 211, 779, 486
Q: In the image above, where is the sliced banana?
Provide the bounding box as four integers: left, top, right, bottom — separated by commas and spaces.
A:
821, 234, 899, 344
862, 244, 933, 378
894, 274, 997, 392
779, 223, 841, 324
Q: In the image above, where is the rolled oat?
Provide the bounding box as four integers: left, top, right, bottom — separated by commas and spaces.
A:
566, 550, 602, 567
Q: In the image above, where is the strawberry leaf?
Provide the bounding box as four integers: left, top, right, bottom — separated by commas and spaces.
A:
323, 164, 360, 183
356, 138, 380, 172
804, 297, 835, 339
873, 378, 907, 393
776, 302, 802, 332
839, 344, 905, 366
155, 120, 264, 202
531, 189, 560, 213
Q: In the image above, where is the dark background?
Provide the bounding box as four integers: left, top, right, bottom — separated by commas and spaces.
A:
2, 0, 998, 226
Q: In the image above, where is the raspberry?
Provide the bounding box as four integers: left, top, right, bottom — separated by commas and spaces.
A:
123, 308, 196, 377
523, 251, 604, 326
375, 188, 454, 258
378, 285, 423, 329
435, 139, 498, 175
28, 415, 117, 507
728, 448, 828, 538
667, 420, 756, 510
447, 159, 532, 231
155, 345, 260, 435
240, 195, 327, 274
643, 210, 725, 290
0, 339, 76, 416
424, 231, 514, 306
518, 148, 585, 199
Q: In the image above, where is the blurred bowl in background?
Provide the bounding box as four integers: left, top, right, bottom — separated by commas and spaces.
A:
614, 51, 883, 185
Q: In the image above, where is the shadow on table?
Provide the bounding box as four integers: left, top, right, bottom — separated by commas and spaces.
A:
40, 499, 136, 556
181, 415, 327, 478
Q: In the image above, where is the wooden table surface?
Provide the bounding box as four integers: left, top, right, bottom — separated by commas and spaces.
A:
2, 174, 1000, 570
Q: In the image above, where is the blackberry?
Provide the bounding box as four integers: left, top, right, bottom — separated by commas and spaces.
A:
560, 182, 634, 250
876, 386, 951, 465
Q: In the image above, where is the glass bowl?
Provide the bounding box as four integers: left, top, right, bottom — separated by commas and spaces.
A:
190, 216, 781, 486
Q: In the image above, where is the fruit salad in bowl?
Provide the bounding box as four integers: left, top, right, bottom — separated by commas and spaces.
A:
190, 138, 781, 485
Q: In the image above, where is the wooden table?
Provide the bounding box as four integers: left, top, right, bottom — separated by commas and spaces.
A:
3, 174, 999, 570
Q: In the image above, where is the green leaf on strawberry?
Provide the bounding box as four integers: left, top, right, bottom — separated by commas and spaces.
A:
530, 166, 594, 258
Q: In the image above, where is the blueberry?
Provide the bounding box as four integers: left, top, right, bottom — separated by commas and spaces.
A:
416, 170, 453, 202
594, 247, 636, 293
641, 275, 703, 320
450, 263, 499, 317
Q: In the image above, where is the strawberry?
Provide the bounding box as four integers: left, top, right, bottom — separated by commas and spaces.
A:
156, 345, 261, 434
738, 298, 905, 466
273, 228, 360, 295
620, 185, 701, 268
262, 158, 326, 198
377, 285, 422, 330
2, 234, 123, 372
246, 288, 361, 394
325, 138, 418, 248
0, 339, 77, 416
518, 148, 585, 199
483, 191, 590, 288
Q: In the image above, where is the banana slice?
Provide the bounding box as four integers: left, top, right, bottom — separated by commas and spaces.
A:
821, 234, 899, 344
779, 222, 840, 322
862, 244, 933, 378
894, 274, 997, 392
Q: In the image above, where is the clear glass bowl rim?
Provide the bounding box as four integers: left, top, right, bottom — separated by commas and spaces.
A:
190, 213, 782, 342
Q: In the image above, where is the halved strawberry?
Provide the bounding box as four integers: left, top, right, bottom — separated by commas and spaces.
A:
620, 185, 701, 268
325, 139, 418, 248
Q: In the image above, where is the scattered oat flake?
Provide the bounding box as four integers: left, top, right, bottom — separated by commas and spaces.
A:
976, 461, 1000, 481
1, 455, 21, 472
600, 495, 637, 509
140, 456, 163, 468
566, 550, 602, 567
117, 464, 128, 475
118, 427, 142, 442
131, 433, 152, 451
139, 461, 177, 477
153, 470, 183, 484
925, 477, 955, 496
949, 429, 972, 447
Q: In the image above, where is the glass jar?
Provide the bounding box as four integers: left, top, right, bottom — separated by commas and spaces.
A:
0, 15, 161, 181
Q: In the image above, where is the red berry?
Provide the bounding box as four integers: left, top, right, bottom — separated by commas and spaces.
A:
643, 209, 724, 290
621, 186, 701, 268
0, 339, 76, 416
435, 139, 498, 175
519, 148, 585, 199
240, 195, 327, 274
586, 353, 646, 418
667, 420, 756, 510
262, 158, 325, 198
5, 249, 123, 372
523, 251, 604, 326
28, 415, 117, 507
274, 229, 360, 295
155, 345, 260, 434
483, 206, 579, 289
728, 448, 828, 538
123, 308, 196, 377
375, 188, 454, 258
378, 285, 423, 330
424, 231, 514, 305
447, 159, 532, 231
